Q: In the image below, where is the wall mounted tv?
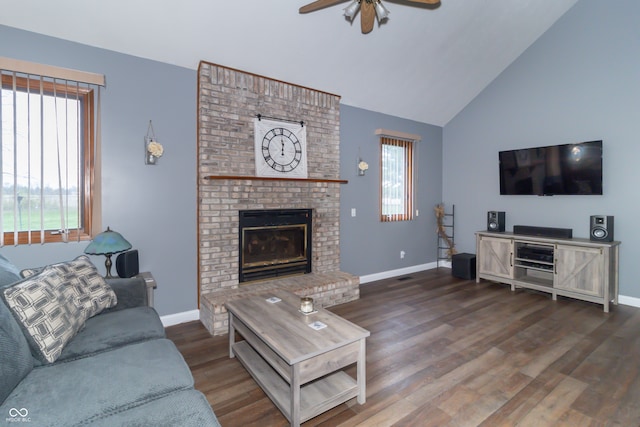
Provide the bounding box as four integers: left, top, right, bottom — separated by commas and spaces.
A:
499, 140, 603, 196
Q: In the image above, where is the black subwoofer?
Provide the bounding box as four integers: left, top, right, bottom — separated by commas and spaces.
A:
116, 250, 139, 278
590, 215, 614, 242
452, 253, 476, 280
487, 211, 505, 232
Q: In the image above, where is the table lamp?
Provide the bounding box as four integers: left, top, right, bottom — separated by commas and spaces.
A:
84, 227, 132, 278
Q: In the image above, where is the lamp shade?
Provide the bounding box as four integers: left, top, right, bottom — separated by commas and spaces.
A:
374, 1, 390, 21
343, 0, 360, 19
84, 227, 132, 255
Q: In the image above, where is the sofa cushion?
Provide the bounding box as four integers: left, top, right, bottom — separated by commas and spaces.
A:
55, 306, 165, 363
0, 252, 21, 288
21, 255, 117, 319
0, 297, 33, 405
0, 253, 33, 404
0, 339, 195, 427
1, 266, 86, 363
83, 389, 221, 427
103, 277, 148, 312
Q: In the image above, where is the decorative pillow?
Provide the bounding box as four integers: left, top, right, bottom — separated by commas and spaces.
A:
21, 255, 117, 319
1, 266, 86, 363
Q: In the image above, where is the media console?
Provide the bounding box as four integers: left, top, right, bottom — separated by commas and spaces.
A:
475, 231, 620, 312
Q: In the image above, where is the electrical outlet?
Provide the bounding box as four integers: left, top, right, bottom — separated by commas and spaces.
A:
400, 250, 406, 259
351, 208, 356, 217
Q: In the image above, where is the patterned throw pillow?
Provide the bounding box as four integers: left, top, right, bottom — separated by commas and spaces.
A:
1, 266, 86, 363
21, 255, 117, 320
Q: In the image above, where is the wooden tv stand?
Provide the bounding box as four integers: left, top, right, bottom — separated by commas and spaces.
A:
476, 231, 620, 312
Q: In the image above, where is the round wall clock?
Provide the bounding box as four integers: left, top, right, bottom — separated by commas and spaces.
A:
254, 118, 307, 178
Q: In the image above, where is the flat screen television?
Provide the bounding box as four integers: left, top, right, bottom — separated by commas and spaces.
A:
499, 140, 603, 195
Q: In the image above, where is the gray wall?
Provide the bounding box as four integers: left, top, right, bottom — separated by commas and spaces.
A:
0, 25, 198, 316
340, 105, 443, 277
0, 25, 445, 316
443, 0, 640, 298
12, 0, 631, 312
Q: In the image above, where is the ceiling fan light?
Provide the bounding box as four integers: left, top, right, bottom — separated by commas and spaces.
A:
374, 1, 390, 21
343, 0, 361, 20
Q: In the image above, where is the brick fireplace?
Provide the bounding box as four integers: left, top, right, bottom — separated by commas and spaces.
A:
197, 61, 360, 335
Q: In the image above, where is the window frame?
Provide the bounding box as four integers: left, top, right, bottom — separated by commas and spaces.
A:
378, 130, 419, 222
1, 74, 95, 245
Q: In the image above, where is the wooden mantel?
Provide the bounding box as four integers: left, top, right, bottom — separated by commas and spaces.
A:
204, 175, 348, 184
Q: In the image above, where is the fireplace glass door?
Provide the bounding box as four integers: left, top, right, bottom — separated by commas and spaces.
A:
239, 209, 312, 282
243, 224, 307, 268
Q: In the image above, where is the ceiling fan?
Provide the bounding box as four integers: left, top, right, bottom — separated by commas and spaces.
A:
299, 0, 441, 34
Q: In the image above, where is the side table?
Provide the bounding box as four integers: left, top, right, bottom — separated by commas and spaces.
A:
136, 272, 157, 307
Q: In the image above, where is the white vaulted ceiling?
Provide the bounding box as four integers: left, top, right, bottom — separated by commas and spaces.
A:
0, 0, 579, 126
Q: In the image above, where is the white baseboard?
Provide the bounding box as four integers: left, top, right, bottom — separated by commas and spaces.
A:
358, 264, 640, 309
158, 276, 640, 324
159, 264, 444, 326
359, 262, 446, 284
160, 309, 200, 327
618, 295, 640, 308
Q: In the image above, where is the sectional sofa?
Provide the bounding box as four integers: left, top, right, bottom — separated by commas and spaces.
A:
0, 254, 220, 426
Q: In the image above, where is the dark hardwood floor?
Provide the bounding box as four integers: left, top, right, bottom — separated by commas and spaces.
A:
166, 269, 640, 426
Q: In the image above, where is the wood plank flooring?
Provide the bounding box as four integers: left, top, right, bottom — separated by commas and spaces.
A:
165, 269, 640, 426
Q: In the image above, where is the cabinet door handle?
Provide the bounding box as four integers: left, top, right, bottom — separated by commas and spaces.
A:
554, 258, 558, 274
510, 252, 513, 267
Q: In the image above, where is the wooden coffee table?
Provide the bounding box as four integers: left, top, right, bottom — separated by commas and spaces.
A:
226, 290, 370, 427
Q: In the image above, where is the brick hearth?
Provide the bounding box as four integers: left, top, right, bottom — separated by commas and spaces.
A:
200, 271, 359, 335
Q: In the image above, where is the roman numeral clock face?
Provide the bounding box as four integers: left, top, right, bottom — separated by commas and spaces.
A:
262, 128, 301, 172
254, 118, 307, 178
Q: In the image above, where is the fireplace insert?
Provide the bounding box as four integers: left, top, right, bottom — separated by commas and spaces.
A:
239, 209, 312, 283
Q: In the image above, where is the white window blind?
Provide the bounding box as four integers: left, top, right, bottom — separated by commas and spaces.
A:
0, 58, 104, 245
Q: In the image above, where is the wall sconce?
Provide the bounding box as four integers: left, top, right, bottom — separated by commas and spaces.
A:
358, 159, 369, 176
145, 120, 164, 165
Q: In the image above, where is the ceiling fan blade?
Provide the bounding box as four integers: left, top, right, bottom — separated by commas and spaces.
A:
360, 0, 375, 33
299, 0, 347, 14
406, 0, 441, 4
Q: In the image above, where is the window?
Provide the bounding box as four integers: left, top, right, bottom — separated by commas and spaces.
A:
378, 130, 419, 222
0, 59, 103, 245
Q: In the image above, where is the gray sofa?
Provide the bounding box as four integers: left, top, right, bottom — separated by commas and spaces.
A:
0, 254, 220, 427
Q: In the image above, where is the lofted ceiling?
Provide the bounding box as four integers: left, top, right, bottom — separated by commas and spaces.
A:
0, 0, 579, 126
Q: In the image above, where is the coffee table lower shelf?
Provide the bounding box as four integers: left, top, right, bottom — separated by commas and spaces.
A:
233, 340, 359, 424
